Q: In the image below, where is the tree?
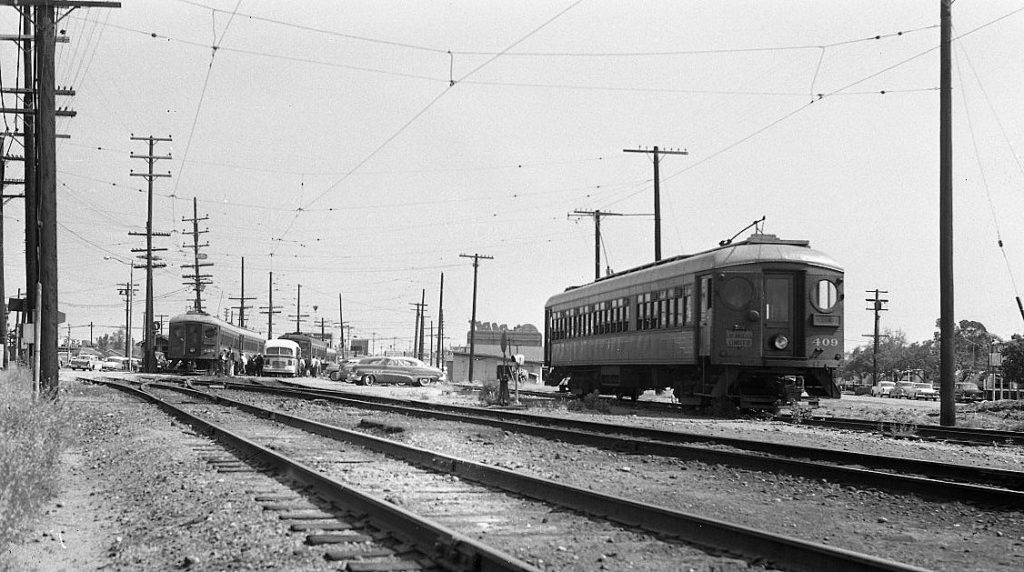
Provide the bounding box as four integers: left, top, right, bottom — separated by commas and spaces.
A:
1000, 334, 1024, 386
932, 319, 1001, 381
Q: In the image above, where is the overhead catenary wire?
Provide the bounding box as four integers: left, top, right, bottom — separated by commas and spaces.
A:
953, 33, 1024, 324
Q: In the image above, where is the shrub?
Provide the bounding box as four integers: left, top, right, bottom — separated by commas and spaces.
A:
566, 391, 611, 414
0, 368, 75, 553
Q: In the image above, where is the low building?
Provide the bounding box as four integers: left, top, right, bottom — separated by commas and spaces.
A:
449, 322, 543, 383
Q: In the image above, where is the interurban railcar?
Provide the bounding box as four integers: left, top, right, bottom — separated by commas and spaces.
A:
544, 234, 844, 408
278, 332, 331, 374
167, 312, 264, 371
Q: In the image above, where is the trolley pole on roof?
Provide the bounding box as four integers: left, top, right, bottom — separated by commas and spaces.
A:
939, 0, 955, 426
623, 146, 688, 262
459, 253, 493, 382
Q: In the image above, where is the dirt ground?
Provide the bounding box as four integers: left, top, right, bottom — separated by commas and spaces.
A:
6, 372, 1022, 571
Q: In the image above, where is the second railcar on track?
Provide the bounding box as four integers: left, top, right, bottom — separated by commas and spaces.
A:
167, 312, 265, 371
544, 234, 844, 408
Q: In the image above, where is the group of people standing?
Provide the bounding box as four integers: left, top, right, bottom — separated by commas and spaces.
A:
213, 349, 323, 378
216, 349, 265, 377
296, 356, 322, 377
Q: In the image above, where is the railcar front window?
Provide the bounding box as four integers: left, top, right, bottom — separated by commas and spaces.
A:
721, 276, 753, 310
765, 277, 791, 322
814, 279, 839, 312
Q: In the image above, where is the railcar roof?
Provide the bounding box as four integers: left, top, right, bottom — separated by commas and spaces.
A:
265, 338, 300, 348
547, 234, 841, 306
169, 311, 265, 338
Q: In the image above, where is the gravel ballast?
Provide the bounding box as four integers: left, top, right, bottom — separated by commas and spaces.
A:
8, 374, 1023, 571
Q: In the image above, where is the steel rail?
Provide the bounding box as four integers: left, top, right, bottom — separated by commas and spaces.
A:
143, 380, 929, 572
211, 380, 1024, 502
472, 383, 1024, 447
774, 415, 1024, 446
99, 380, 540, 572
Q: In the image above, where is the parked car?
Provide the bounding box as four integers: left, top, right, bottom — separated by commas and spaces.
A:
870, 381, 895, 397
954, 382, 983, 402
891, 381, 916, 399
69, 354, 102, 371
906, 382, 939, 400
101, 356, 130, 371
346, 356, 446, 386
331, 356, 385, 381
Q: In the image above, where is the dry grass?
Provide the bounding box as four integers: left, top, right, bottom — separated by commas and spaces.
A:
0, 368, 74, 554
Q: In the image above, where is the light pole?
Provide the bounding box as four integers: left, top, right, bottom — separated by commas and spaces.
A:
106, 257, 137, 370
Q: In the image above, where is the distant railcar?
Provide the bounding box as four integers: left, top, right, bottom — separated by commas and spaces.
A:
167, 312, 264, 371
544, 234, 844, 409
278, 332, 330, 374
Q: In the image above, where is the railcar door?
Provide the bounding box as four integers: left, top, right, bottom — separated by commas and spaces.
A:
763, 273, 797, 358
712, 272, 763, 363
697, 275, 713, 357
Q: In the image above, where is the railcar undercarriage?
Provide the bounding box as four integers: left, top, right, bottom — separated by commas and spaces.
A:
552, 362, 839, 411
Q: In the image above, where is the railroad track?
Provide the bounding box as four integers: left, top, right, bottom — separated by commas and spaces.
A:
773, 414, 1024, 446
183, 379, 1024, 506
461, 383, 1024, 447
102, 378, 927, 572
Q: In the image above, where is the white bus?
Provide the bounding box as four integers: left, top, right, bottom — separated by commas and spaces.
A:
263, 339, 301, 377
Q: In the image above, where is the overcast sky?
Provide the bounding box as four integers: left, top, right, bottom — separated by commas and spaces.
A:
3, 1, 1024, 353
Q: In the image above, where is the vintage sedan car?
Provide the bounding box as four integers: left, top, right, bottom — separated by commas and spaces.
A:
101, 356, 131, 371
329, 357, 382, 381
69, 354, 102, 371
954, 382, 983, 402
870, 381, 895, 397
346, 357, 446, 386
890, 381, 916, 399
906, 382, 939, 400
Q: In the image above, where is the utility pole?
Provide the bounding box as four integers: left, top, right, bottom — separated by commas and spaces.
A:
338, 293, 346, 358
259, 271, 280, 339
436, 272, 444, 369
117, 273, 137, 357
623, 146, 688, 262
288, 284, 308, 333
569, 209, 625, 280
410, 293, 427, 360
410, 301, 421, 356
6, 0, 119, 394
0, 134, 17, 369
863, 290, 889, 386
89, 321, 93, 346
181, 197, 211, 313
418, 289, 427, 361
129, 135, 171, 373
228, 257, 255, 329
939, 0, 955, 427
459, 253, 493, 382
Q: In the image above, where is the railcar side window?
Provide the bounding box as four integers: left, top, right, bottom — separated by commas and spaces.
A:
813, 279, 839, 312
765, 276, 791, 321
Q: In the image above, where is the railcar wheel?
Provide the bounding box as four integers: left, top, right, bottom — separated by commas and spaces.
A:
362, 374, 376, 386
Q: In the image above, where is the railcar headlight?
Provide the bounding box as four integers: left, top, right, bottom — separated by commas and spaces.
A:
771, 334, 790, 350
